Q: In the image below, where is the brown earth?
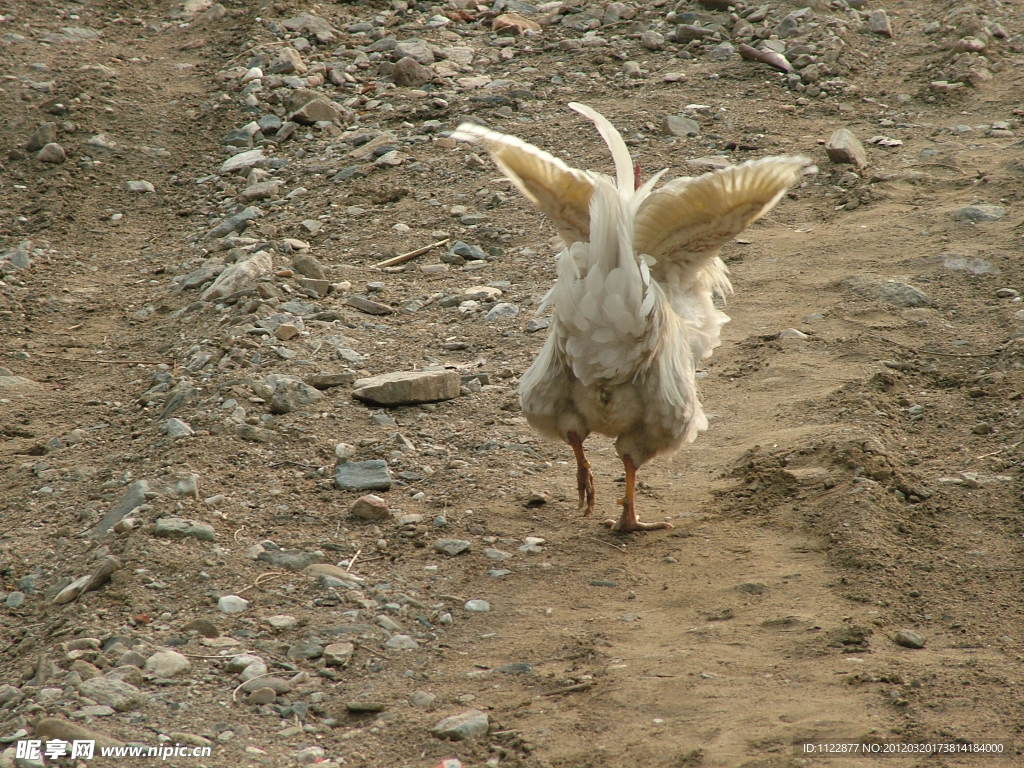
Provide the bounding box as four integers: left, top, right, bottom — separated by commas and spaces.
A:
1, 1, 1022, 768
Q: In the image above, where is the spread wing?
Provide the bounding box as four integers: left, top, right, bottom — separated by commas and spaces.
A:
635, 155, 809, 286
450, 121, 595, 246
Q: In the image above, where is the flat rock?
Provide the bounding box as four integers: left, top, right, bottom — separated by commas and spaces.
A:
220, 148, 266, 174
347, 295, 394, 315
432, 709, 489, 741
493, 13, 541, 35
434, 538, 471, 556
281, 13, 337, 43
323, 642, 355, 666
152, 517, 215, 541
335, 460, 392, 491
825, 128, 867, 168
34, 717, 123, 749
353, 370, 460, 406
291, 97, 345, 125
207, 206, 261, 239
93, 480, 149, 536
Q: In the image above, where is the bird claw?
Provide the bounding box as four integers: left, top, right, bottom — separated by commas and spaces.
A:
602, 518, 674, 533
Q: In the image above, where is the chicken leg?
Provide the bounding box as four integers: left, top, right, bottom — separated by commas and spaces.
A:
604, 455, 672, 533
567, 431, 595, 515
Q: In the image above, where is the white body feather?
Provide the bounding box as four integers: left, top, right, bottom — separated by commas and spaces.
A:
455, 105, 808, 468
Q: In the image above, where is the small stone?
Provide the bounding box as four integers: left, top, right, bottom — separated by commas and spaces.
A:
995, 288, 1019, 299
518, 536, 545, 553
952, 205, 1006, 223
152, 517, 215, 541
291, 97, 345, 125
144, 650, 191, 678
483, 548, 509, 561
840, 276, 931, 308
287, 639, 323, 660
335, 460, 392, 491
526, 318, 549, 333
350, 494, 391, 521
972, 422, 993, 435
37, 142, 66, 163
346, 295, 394, 315
269, 46, 307, 74
707, 42, 735, 61
867, 9, 893, 37
220, 148, 266, 174
410, 690, 436, 709
432, 709, 489, 741
218, 595, 250, 614
206, 206, 262, 239
663, 114, 700, 137
323, 642, 355, 667
464, 599, 491, 612
825, 128, 867, 168
292, 252, 326, 279
434, 538, 471, 556
352, 370, 460, 405
894, 629, 925, 649
126, 180, 155, 193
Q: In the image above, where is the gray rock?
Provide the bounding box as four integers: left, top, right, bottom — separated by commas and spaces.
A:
350, 494, 391, 521
207, 206, 261, 239
78, 678, 142, 712
995, 287, 1019, 299
485, 302, 520, 321
269, 46, 307, 74
239, 180, 281, 201
526, 317, 549, 333
433, 538, 471, 556
6, 591, 25, 608
144, 650, 191, 677
126, 180, 155, 193
335, 460, 392, 491
0, 240, 32, 271
894, 629, 925, 649
287, 640, 323, 660
37, 142, 66, 163
840, 276, 931, 308
410, 690, 436, 709
432, 709, 489, 741
152, 517, 215, 541
353, 370, 460, 405
707, 42, 735, 61
952, 204, 1005, 222
445, 241, 487, 263
394, 38, 435, 64
927, 254, 998, 274
825, 128, 867, 168
218, 595, 250, 613
464, 599, 491, 612
663, 114, 700, 137
247, 687, 277, 704
346, 295, 395, 315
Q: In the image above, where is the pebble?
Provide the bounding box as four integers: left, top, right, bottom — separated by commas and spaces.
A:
464, 599, 491, 612
201, 250, 272, 300
995, 288, 1019, 299
335, 460, 392, 491
434, 539, 471, 556
323, 642, 355, 667
778, 328, 808, 340
839, 276, 931, 308
126, 180, 155, 193
868, 10, 893, 37
484, 302, 520, 321
352, 370, 461, 405
432, 709, 489, 741
78, 678, 142, 712
894, 629, 926, 649
218, 595, 250, 614
518, 536, 545, 553
26, 122, 57, 150
220, 148, 266, 174
163, 418, 194, 438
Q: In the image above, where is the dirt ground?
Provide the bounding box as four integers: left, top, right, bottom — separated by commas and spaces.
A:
1, 1, 1022, 767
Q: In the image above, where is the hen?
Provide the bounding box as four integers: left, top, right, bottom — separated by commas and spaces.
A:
452, 104, 807, 532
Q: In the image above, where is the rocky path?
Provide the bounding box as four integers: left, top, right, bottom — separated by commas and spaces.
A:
2, 1, 1023, 767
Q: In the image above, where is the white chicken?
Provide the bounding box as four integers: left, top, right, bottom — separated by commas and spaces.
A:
453, 104, 807, 532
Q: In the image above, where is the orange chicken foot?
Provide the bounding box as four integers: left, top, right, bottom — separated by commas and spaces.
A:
567, 431, 595, 515
604, 455, 673, 533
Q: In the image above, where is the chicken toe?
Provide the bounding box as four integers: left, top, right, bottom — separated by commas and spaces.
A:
603, 456, 672, 533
